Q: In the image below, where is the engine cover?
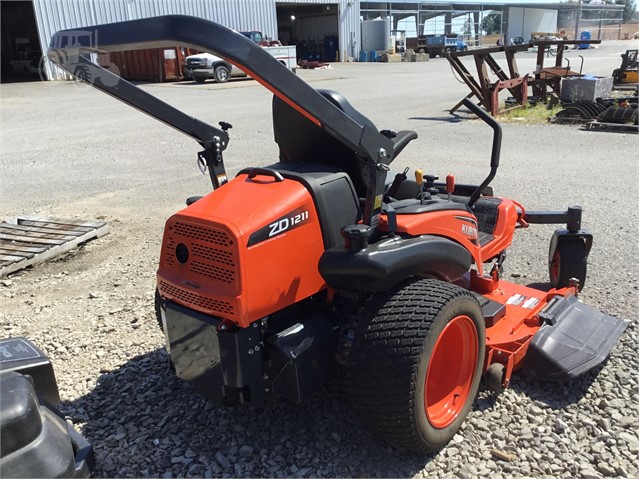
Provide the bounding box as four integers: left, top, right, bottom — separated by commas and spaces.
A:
157, 167, 359, 327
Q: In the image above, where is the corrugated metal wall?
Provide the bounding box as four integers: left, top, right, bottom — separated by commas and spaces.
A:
292, 15, 339, 60
32, 0, 279, 80
295, 15, 339, 40
276, 0, 360, 62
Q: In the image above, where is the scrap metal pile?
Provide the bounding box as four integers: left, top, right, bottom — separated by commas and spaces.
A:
552, 50, 639, 133
552, 49, 638, 132
554, 96, 639, 132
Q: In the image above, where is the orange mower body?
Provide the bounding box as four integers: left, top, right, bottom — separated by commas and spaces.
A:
49, 15, 628, 454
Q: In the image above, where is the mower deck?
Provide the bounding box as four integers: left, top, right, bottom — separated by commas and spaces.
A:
473, 276, 628, 385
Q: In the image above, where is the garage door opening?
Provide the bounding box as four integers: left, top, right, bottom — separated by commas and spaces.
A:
1, 0, 44, 83
276, 2, 339, 63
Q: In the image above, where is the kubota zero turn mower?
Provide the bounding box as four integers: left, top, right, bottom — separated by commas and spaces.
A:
49, 16, 628, 453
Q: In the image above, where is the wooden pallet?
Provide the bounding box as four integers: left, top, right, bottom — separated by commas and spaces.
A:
0, 216, 109, 277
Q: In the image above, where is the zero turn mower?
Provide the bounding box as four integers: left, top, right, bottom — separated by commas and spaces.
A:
48, 16, 628, 453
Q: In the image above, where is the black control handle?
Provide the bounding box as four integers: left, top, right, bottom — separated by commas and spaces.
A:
463, 99, 502, 208
462, 98, 501, 169
247, 168, 284, 182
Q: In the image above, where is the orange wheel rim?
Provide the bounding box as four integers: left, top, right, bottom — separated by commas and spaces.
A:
425, 315, 478, 428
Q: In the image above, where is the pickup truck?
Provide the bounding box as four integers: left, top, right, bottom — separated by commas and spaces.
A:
184, 31, 296, 83
183, 53, 244, 83
239, 31, 298, 72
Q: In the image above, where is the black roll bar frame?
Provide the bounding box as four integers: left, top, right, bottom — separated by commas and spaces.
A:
48, 15, 396, 225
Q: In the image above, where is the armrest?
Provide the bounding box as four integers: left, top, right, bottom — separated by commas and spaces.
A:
392, 130, 418, 158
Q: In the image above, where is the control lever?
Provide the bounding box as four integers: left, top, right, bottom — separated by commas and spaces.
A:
462, 98, 501, 209
446, 174, 455, 201
415, 169, 424, 205
490, 250, 507, 281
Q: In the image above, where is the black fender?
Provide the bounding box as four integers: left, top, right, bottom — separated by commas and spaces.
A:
318, 235, 472, 293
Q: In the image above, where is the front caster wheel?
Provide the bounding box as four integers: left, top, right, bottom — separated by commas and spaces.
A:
347, 279, 486, 453
549, 237, 587, 291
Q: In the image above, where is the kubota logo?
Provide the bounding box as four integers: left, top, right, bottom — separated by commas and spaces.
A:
43, 28, 120, 90
461, 224, 477, 237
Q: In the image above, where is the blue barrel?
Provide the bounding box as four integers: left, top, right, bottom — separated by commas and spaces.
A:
359, 50, 368, 62
579, 31, 591, 50
369, 51, 378, 62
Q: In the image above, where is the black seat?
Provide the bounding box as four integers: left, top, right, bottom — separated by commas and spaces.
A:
273, 89, 371, 196
273, 89, 417, 198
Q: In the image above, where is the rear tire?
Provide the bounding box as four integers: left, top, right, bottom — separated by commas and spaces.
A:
346, 279, 485, 454
193, 76, 206, 84
549, 238, 587, 291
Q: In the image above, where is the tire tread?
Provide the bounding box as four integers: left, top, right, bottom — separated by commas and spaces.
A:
346, 279, 482, 453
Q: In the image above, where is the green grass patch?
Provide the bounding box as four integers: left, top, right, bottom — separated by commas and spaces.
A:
497, 103, 562, 124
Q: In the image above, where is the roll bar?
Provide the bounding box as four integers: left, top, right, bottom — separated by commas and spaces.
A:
48, 15, 395, 225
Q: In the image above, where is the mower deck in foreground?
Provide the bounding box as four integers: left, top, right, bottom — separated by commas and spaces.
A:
49, 16, 628, 453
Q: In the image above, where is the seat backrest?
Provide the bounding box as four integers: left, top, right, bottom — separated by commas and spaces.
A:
272, 89, 375, 197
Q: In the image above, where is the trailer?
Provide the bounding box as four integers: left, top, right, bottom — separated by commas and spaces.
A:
416, 34, 468, 58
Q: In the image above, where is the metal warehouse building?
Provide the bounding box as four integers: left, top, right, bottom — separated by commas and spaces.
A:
2, 0, 360, 81
1, 0, 624, 82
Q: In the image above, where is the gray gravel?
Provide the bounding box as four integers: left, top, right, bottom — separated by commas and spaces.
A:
1, 39, 638, 478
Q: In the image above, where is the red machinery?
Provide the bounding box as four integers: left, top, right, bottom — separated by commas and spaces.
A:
49, 16, 628, 453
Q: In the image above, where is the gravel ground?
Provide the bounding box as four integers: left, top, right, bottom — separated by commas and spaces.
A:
1, 40, 638, 478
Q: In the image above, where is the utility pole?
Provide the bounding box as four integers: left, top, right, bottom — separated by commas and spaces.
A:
574, 0, 583, 40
